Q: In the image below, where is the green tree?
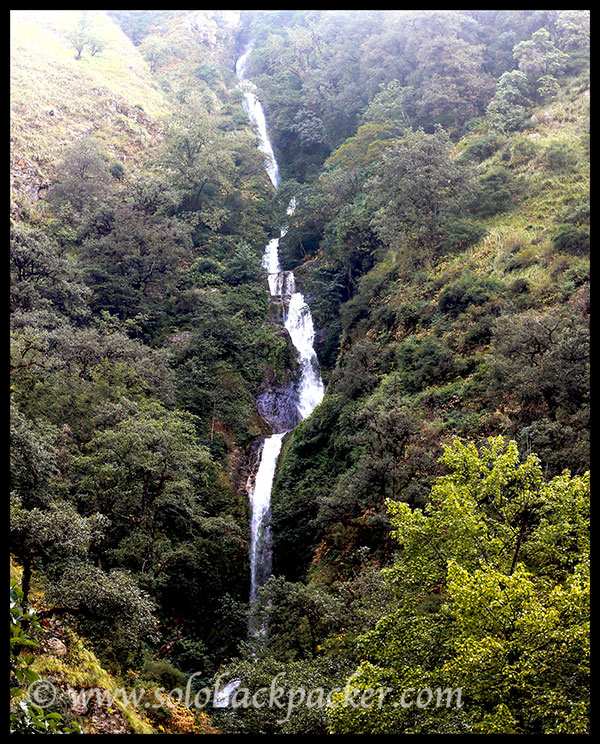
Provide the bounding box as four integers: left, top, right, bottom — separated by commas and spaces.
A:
79, 186, 193, 323
67, 16, 89, 60
9, 403, 58, 510
368, 126, 473, 256
72, 403, 215, 575
486, 70, 533, 132
513, 28, 569, 83
10, 223, 90, 320
87, 34, 105, 57
489, 307, 589, 422
140, 33, 168, 73
555, 11, 590, 53
9, 496, 107, 608
249, 575, 345, 660
328, 437, 589, 734
402, 33, 494, 135
46, 139, 114, 215
361, 80, 410, 129
43, 563, 157, 662
158, 96, 236, 218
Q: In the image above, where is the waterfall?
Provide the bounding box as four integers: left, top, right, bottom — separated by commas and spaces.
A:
248, 432, 284, 604
235, 45, 280, 189
236, 43, 325, 616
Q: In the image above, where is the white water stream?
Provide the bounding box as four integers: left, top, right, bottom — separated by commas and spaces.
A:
235, 44, 325, 610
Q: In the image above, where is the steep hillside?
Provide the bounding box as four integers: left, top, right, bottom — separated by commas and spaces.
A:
10, 10, 167, 212
250, 17, 591, 586
271, 81, 590, 580
212, 11, 589, 735
10, 9, 280, 734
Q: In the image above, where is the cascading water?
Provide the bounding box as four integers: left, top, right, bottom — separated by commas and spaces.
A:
236, 43, 325, 616
235, 46, 280, 189
248, 432, 284, 604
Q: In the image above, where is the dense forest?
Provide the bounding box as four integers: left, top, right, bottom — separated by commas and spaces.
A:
10, 9, 589, 735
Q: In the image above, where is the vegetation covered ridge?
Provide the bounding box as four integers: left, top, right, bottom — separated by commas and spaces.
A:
10, 9, 589, 735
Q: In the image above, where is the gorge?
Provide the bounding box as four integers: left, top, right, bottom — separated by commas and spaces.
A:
10, 9, 589, 736
236, 44, 325, 613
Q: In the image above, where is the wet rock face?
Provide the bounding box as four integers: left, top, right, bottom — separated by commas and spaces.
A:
257, 382, 302, 434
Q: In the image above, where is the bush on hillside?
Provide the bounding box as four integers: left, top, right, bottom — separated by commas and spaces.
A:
552, 224, 590, 256
468, 167, 514, 216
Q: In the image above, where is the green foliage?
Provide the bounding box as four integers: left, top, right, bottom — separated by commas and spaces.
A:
10, 579, 82, 734
460, 133, 505, 163
108, 11, 174, 45
10, 9, 590, 735
139, 34, 169, 74
438, 274, 502, 317
66, 14, 90, 60
45, 564, 158, 663
78, 182, 193, 328
555, 11, 590, 54
397, 337, 462, 392
488, 306, 589, 421
551, 224, 590, 255
46, 139, 114, 215
66, 12, 106, 60
157, 95, 236, 217
541, 141, 578, 172
486, 70, 532, 132
361, 80, 410, 129
72, 403, 214, 566
328, 437, 589, 734
369, 126, 474, 254
222, 242, 264, 286
251, 576, 345, 660
10, 403, 59, 510
467, 166, 514, 216
513, 28, 569, 83
438, 219, 487, 254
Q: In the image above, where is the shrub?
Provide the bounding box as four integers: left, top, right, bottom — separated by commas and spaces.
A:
541, 142, 578, 172
109, 161, 124, 180
558, 199, 589, 226
397, 336, 461, 392
372, 303, 397, 333
509, 277, 531, 295
438, 274, 502, 317
506, 246, 539, 271
510, 138, 540, 166
185, 257, 224, 288
396, 300, 434, 333
141, 653, 188, 690
461, 134, 504, 163
552, 224, 590, 255
548, 253, 578, 279
460, 309, 495, 348
438, 219, 487, 254
468, 167, 514, 216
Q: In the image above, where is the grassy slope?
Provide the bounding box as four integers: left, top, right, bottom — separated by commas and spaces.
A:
10, 11, 168, 185
407, 78, 590, 325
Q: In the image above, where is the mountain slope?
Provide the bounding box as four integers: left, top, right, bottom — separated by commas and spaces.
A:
10, 10, 167, 211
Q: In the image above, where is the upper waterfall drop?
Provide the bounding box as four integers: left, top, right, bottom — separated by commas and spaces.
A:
235, 44, 280, 189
